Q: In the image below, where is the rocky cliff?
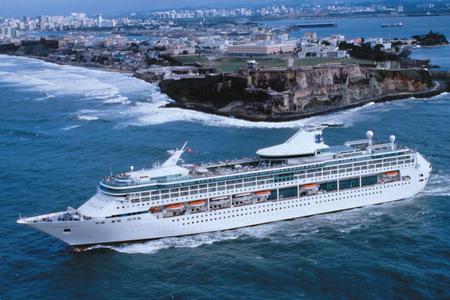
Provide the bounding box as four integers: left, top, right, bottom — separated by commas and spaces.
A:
160, 64, 438, 121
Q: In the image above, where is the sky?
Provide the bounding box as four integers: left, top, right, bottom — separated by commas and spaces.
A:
1, 0, 297, 17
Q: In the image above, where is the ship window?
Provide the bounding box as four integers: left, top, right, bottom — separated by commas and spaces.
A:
320, 181, 337, 192
361, 175, 378, 186
63, 228, 71, 233
339, 178, 360, 190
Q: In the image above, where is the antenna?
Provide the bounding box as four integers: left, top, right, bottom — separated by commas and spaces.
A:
389, 135, 396, 151
366, 130, 374, 154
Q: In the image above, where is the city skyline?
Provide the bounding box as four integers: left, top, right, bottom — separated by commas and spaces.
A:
2, 0, 285, 17
0, 0, 417, 17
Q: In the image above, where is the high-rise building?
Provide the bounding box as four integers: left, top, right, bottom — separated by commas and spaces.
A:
97, 14, 103, 28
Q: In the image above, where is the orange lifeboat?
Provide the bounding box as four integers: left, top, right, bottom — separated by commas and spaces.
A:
149, 207, 160, 213
301, 183, 320, 190
254, 190, 271, 197
165, 203, 184, 210
187, 200, 207, 207
384, 171, 399, 177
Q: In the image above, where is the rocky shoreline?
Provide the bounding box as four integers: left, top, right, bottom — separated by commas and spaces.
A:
160, 65, 449, 122
163, 82, 445, 122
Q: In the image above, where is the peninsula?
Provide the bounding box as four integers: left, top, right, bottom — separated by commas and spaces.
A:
160, 65, 444, 122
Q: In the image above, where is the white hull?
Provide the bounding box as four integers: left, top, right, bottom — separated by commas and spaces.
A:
23, 159, 430, 246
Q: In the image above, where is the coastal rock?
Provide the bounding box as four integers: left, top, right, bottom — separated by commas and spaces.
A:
160, 65, 436, 121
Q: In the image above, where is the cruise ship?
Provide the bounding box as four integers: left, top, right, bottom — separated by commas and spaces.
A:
18, 126, 432, 249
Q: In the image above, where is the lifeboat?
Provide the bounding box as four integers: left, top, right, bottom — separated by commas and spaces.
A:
149, 207, 161, 213
301, 183, 320, 190
254, 190, 271, 197
165, 203, 184, 210
187, 200, 207, 207
384, 171, 399, 177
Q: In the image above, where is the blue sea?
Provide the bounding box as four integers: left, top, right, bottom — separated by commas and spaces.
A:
1, 16, 450, 299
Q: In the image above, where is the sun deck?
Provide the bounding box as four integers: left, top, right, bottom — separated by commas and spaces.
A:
99, 139, 412, 193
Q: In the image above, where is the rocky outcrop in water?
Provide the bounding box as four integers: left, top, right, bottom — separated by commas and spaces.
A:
160, 64, 439, 121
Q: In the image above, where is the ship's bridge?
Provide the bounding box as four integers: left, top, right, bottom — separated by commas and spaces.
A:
256, 126, 329, 159
127, 165, 189, 183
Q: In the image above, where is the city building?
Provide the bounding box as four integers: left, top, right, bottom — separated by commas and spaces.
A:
298, 45, 348, 59
227, 40, 297, 56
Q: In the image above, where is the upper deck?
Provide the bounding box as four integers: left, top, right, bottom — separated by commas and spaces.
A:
99, 127, 414, 195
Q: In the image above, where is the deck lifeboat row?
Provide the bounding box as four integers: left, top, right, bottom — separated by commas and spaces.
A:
163, 200, 207, 211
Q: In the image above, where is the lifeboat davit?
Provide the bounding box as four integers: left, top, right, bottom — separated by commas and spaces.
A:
254, 190, 271, 197
301, 183, 320, 190
384, 171, 399, 177
233, 193, 252, 198
211, 196, 229, 201
187, 200, 207, 207
165, 203, 184, 210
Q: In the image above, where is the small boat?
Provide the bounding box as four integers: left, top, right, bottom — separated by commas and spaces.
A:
187, 200, 207, 207
383, 171, 400, 177
165, 203, 184, 210
301, 183, 320, 190
254, 190, 271, 197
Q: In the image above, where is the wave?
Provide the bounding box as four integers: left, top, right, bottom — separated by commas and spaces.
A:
0, 56, 148, 106
61, 124, 81, 131
76, 115, 99, 121
423, 172, 450, 197
35, 93, 55, 101
118, 99, 375, 129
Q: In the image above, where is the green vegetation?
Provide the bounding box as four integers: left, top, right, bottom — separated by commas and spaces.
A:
294, 57, 374, 67
211, 56, 374, 73
172, 55, 210, 65
212, 57, 287, 72
338, 41, 408, 61
412, 31, 448, 46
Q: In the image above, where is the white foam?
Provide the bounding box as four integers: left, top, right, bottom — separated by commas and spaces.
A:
94, 230, 242, 254
35, 93, 55, 101
77, 115, 99, 121
423, 173, 450, 197
120, 99, 374, 129
0, 55, 147, 106
62, 124, 81, 131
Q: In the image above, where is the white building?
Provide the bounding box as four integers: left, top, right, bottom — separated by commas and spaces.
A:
298, 45, 348, 59
227, 40, 297, 56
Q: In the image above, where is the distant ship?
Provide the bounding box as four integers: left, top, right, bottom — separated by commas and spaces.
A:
381, 22, 403, 28
18, 126, 431, 249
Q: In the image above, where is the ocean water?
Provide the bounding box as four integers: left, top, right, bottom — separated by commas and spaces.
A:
1, 20, 450, 299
